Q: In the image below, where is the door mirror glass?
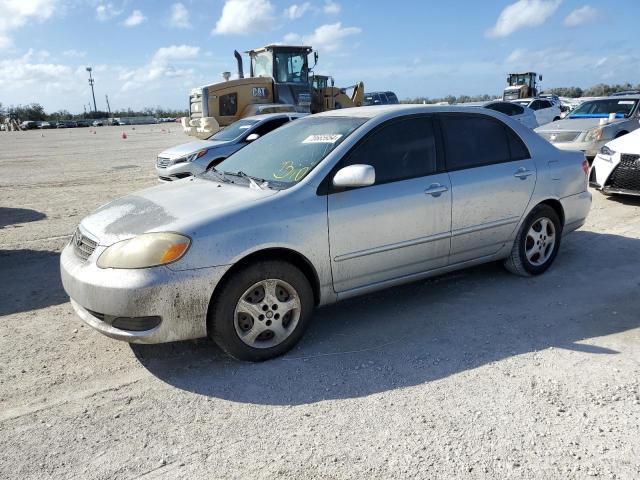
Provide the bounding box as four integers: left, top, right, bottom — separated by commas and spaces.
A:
246, 133, 260, 142
333, 164, 375, 188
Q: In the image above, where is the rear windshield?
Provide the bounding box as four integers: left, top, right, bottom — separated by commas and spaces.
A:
209, 119, 259, 141
570, 99, 638, 119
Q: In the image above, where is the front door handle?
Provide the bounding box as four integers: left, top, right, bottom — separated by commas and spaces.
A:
424, 183, 448, 197
514, 168, 535, 180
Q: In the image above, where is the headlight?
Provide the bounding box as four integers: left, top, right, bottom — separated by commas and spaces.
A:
599, 145, 616, 156
584, 127, 604, 142
97, 232, 190, 269
173, 149, 208, 164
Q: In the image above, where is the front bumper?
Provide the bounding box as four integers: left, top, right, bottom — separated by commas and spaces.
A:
60, 243, 230, 343
550, 140, 606, 159
155, 161, 206, 182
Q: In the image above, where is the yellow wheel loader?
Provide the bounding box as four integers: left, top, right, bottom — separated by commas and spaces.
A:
502, 72, 542, 101
184, 46, 364, 138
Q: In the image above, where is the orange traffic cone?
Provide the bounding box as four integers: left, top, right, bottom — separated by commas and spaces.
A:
121, 131, 127, 139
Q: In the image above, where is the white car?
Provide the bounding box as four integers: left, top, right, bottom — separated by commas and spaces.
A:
590, 128, 640, 196
480, 101, 538, 129
512, 98, 561, 126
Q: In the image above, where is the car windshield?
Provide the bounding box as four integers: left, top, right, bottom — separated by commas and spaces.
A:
209, 119, 259, 141
570, 99, 638, 119
212, 116, 367, 189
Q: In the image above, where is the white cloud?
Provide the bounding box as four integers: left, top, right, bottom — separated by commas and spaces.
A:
120, 45, 200, 91
95, 3, 122, 22
0, 51, 75, 87
486, 0, 561, 38
169, 3, 190, 28
122, 10, 147, 27
283, 32, 301, 43
62, 49, 86, 59
284, 2, 311, 20
0, 0, 58, 48
563, 5, 598, 27
299, 22, 361, 53
213, 0, 277, 35
323, 1, 340, 14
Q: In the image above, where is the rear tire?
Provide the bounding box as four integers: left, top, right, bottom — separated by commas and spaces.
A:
504, 204, 562, 277
208, 260, 314, 361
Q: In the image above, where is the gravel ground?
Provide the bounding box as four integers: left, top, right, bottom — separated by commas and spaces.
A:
1, 125, 639, 479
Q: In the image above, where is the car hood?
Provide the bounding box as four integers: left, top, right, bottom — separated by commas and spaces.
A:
536, 117, 624, 133
81, 177, 278, 245
604, 128, 640, 154
158, 139, 228, 159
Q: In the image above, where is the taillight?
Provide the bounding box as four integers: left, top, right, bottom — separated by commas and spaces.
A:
582, 159, 589, 176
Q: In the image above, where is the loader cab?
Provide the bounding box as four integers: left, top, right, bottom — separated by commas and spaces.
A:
248, 45, 314, 112
503, 72, 541, 101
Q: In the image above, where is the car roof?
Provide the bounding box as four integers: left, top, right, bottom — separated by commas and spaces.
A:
242, 112, 308, 122
313, 104, 515, 119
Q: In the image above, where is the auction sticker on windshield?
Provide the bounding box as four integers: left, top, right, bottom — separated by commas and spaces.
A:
302, 134, 343, 144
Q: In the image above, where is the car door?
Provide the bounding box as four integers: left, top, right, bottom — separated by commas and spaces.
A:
327, 115, 451, 293
439, 113, 536, 264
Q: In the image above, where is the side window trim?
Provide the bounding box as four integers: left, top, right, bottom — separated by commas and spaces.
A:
318, 113, 443, 195
437, 112, 530, 173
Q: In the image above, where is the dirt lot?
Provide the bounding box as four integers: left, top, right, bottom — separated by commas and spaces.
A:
1, 125, 639, 479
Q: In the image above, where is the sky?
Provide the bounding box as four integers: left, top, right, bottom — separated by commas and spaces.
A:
1, 0, 639, 113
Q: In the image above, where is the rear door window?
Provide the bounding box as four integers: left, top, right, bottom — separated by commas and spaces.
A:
250, 117, 290, 137
440, 114, 513, 170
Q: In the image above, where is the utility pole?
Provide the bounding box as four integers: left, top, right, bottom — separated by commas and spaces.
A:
86, 67, 97, 112
105, 94, 111, 117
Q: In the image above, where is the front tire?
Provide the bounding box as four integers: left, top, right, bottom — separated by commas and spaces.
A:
504, 204, 562, 277
208, 260, 314, 361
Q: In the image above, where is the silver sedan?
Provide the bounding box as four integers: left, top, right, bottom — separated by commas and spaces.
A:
61, 105, 591, 361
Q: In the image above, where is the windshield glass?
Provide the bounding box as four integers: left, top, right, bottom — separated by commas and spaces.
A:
213, 116, 367, 188
570, 99, 638, 119
252, 51, 272, 77
274, 51, 308, 84
209, 119, 259, 141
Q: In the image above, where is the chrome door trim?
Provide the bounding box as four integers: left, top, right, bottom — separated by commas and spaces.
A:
333, 231, 451, 263
451, 216, 520, 238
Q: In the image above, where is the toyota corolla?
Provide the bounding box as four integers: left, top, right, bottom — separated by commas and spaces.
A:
60, 105, 591, 361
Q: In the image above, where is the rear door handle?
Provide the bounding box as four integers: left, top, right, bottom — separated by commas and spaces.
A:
424, 183, 448, 197
514, 168, 535, 179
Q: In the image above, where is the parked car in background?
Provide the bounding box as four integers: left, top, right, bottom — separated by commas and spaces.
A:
61, 105, 591, 361
535, 95, 640, 160
512, 98, 561, 126
20, 121, 39, 130
76, 120, 90, 127
156, 113, 306, 181
479, 101, 538, 129
38, 121, 55, 129
363, 91, 400, 106
590, 128, 640, 196
92, 120, 104, 127
55, 121, 68, 128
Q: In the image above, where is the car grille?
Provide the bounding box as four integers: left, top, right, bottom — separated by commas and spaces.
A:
607, 153, 640, 192
538, 131, 581, 143
72, 228, 98, 261
156, 156, 171, 168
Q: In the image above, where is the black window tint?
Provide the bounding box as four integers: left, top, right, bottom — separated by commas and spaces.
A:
511, 104, 524, 115
386, 92, 399, 104
540, 101, 552, 109
529, 100, 541, 111
219, 93, 238, 116
251, 117, 289, 137
344, 116, 437, 184
441, 114, 511, 170
486, 103, 510, 115
505, 126, 530, 160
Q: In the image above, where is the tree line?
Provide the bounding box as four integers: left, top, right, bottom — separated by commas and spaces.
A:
402, 82, 640, 105
0, 103, 189, 122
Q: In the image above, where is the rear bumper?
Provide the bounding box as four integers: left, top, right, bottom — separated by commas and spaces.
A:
560, 190, 592, 235
60, 243, 230, 343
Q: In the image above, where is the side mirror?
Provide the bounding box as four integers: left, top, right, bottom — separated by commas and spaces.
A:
332, 164, 375, 188
246, 133, 259, 142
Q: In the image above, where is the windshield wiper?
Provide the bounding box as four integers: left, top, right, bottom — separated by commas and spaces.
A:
224, 170, 269, 189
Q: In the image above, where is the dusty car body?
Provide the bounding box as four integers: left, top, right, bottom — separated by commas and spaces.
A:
61, 105, 591, 361
155, 113, 305, 181
536, 96, 640, 159
590, 128, 640, 196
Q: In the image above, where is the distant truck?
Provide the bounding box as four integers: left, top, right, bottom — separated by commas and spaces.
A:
503, 72, 542, 101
